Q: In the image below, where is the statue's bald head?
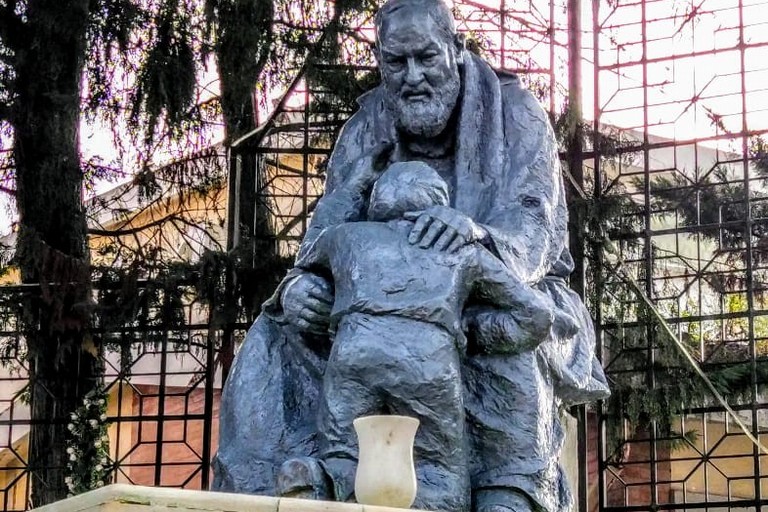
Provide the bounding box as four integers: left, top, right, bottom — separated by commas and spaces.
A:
375, 0, 457, 46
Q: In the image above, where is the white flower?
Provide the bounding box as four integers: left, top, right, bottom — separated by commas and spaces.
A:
67, 423, 75, 431
69, 454, 76, 461
100, 457, 108, 465
94, 439, 102, 448
98, 399, 105, 405
99, 413, 107, 421
64, 477, 73, 484
94, 464, 103, 471
89, 419, 98, 428
70, 413, 77, 421
96, 480, 104, 487
83, 398, 90, 406
66, 447, 74, 454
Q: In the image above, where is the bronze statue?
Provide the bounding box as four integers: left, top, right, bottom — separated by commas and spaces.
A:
213, 1, 609, 511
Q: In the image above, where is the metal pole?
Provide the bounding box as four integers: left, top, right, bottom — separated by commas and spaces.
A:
566, 1, 588, 511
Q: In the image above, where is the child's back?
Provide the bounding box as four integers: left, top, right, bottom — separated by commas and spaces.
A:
313, 218, 478, 343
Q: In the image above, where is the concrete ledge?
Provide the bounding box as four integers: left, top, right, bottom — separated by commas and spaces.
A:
32, 484, 421, 512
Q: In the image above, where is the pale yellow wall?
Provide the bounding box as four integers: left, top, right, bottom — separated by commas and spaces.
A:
89, 184, 228, 268
0, 437, 28, 510
671, 417, 768, 500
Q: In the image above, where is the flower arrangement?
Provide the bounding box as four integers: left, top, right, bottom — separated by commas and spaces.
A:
64, 386, 111, 496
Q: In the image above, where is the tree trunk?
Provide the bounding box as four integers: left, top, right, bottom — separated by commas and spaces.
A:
12, 0, 99, 506
217, 0, 274, 254
215, 0, 281, 322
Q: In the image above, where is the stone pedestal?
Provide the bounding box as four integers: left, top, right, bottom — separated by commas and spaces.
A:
31, 484, 421, 512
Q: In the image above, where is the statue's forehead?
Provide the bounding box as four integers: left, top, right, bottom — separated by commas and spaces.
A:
378, 7, 446, 45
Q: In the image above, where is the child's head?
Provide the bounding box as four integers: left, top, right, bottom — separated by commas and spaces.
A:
367, 161, 450, 221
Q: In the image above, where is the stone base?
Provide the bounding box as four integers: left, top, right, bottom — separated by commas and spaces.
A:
31, 484, 422, 512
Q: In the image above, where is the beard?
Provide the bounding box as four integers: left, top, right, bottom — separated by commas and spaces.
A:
389, 77, 461, 139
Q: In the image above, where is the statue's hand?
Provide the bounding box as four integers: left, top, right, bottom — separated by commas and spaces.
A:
404, 206, 487, 252
281, 273, 333, 335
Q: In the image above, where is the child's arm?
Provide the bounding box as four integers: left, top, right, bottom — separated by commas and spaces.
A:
467, 245, 578, 353
463, 304, 542, 355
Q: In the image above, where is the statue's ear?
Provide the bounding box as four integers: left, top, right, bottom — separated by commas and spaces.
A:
454, 33, 466, 64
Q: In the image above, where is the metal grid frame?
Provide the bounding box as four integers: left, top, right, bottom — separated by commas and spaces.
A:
590, 0, 768, 510
0, 282, 249, 511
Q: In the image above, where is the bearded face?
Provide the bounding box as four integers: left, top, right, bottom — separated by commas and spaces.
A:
388, 70, 460, 138
377, 8, 462, 139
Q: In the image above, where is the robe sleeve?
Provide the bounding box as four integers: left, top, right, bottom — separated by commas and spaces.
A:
296, 105, 380, 259
262, 104, 378, 319
481, 81, 568, 284
294, 228, 333, 276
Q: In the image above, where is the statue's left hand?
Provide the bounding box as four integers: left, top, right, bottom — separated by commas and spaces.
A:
404, 206, 487, 252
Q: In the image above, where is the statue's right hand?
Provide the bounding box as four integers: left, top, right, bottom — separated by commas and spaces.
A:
281, 273, 334, 335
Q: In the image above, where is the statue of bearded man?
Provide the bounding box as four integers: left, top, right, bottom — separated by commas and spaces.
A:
212, 1, 609, 511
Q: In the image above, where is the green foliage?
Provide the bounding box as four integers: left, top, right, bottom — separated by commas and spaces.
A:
84, 0, 145, 115
750, 136, 768, 176
132, 5, 197, 142
204, 0, 275, 137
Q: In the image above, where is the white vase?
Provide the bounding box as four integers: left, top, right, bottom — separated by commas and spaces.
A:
353, 415, 420, 508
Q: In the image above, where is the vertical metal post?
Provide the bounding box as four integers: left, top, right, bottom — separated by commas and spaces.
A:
220, 149, 241, 386
637, 1, 662, 507
591, 1, 606, 510
154, 303, 170, 486
200, 327, 216, 489
225, 149, 242, 253
736, 0, 761, 508
567, 0, 584, 294
567, 1, 588, 511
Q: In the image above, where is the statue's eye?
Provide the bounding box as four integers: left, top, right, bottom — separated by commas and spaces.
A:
386, 57, 406, 71
421, 53, 440, 66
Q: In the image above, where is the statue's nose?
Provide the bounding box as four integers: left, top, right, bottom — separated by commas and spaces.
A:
404, 58, 424, 85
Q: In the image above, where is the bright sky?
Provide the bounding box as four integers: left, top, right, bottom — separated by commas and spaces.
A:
590, 0, 768, 144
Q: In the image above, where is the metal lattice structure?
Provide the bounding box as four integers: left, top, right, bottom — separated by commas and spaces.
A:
591, 0, 768, 510
0, 282, 247, 511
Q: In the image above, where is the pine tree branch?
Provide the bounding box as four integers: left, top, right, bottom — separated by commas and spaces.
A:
0, 183, 16, 196
0, 0, 25, 52
88, 212, 188, 237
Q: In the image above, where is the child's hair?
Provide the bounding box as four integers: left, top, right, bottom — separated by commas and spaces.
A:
367, 161, 450, 221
